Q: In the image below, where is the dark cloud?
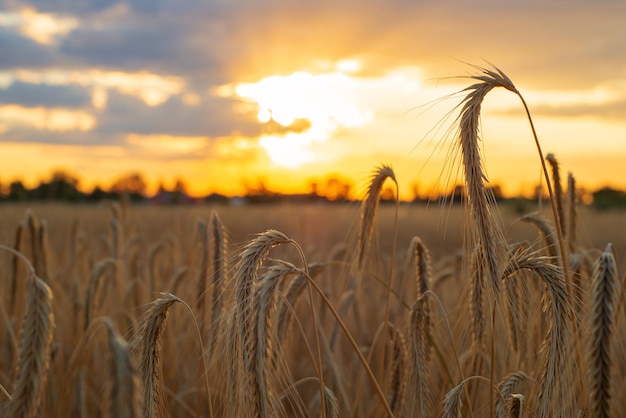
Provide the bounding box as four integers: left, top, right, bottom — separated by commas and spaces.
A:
59, 25, 183, 71
0, 127, 126, 146
0, 28, 56, 69
0, 81, 92, 108
57, 14, 226, 84
3, 0, 121, 15
96, 89, 263, 137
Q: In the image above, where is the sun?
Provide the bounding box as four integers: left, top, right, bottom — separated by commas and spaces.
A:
231, 68, 373, 168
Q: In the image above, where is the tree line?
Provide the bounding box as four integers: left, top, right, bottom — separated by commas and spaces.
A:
1, 170, 625, 209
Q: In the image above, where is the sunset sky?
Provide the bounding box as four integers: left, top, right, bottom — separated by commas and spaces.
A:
1, 0, 625, 199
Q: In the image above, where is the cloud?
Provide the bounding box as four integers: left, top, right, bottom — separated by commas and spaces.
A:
0, 28, 56, 69
498, 100, 626, 121
0, 81, 92, 108
95, 89, 263, 137
0, 127, 125, 146
262, 118, 312, 135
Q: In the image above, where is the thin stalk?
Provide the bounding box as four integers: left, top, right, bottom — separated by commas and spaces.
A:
517, 94, 587, 403
378, 178, 400, 411
301, 271, 394, 417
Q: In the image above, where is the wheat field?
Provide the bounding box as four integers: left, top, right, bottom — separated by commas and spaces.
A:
1, 68, 625, 418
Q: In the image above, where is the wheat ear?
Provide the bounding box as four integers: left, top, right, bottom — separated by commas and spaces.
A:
442, 381, 466, 418
588, 244, 619, 418
246, 264, 300, 418
407, 294, 432, 417
457, 66, 516, 295
546, 153, 566, 238
135, 295, 177, 418
1, 247, 55, 418
469, 246, 485, 346
566, 173, 577, 253
503, 252, 573, 418
196, 219, 209, 317
495, 371, 531, 417
275, 263, 324, 342
356, 164, 396, 272
230, 231, 293, 414
9, 222, 24, 314
84, 258, 117, 330
519, 213, 558, 260
387, 325, 408, 415
104, 320, 141, 418
209, 211, 227, 351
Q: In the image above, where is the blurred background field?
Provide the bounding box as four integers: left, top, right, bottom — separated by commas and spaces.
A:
1, 201, 624, 268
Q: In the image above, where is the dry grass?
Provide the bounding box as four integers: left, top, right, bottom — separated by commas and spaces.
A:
0, 67, 624, 417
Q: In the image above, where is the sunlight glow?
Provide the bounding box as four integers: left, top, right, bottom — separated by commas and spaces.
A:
126, 134, 208, 155
259, 134, 317, 168
232, 70, 374, 167
335, 59, 362, 74
235, 71, 372, 128
0, 8, 78, 44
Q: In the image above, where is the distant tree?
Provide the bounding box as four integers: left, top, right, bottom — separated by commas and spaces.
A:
592, 187, 626, 210
324, 177, 351, 201
0, 180, 6, 199
308, 180, 319, 197
111, 172, 147, 201
88, 185, 116, 202
45, 170, 82, 201
172, 179, 188, 204
8, 180, 28, 201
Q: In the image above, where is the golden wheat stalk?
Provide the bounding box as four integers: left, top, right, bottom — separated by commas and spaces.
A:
520, 213, 558, 260
469, 246, 485, 346
104, 320, 141, 418
456, 66, 515, 295
196, 219, 209, 316
442, 380, 466, 418
230, 231, 293, 415
209, 211, 227, 351
546, 153, 566, 238
407, 294, 432, 417
275, 263, 324, 342
502, 251, 573, 417
245, 264, 299, 418
84, 258, 117, 330
356, 164, 396, 272
135, 295, 177, 418
387, 324, 408, 415
566, 173, 578, 253
495, 371, 531, 417
0, 247, 55, 418
588, 244, 619, 418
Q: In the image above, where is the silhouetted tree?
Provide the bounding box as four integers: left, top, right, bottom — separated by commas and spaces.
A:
592, 187, 626, 210
8, 181, 28, 201
324, 177, 352, 201
111, 172, 147, 201
34, 170, 82, 201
